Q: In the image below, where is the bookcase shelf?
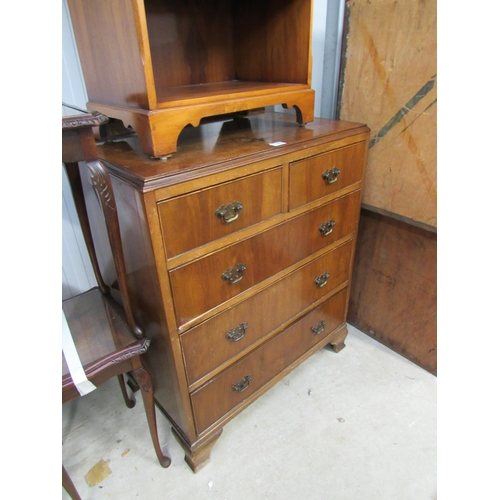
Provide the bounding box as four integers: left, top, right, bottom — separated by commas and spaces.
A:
68, 0, 315, 157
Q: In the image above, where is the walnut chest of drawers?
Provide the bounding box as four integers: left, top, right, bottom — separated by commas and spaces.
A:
93, 111, 369, 472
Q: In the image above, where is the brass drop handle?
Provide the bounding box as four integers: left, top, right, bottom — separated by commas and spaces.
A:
226, 322, 248, 342
215, 201, 243, 223
311, 320, 326, 335
322, 167, 341, 185
319, 219, 336, 236
222, 263, 247, 284
232, 374, 252, 393
314, 272, 330, 288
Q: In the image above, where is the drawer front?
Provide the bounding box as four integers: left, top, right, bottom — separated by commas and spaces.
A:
181, 239, 354, 386
191, 288, 348, 434
158, 168, 282, 257
289, 141, 366, 209
170, 190, 361, 326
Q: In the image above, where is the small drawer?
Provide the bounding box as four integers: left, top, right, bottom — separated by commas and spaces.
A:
158, 167, 282, 257
181, 240, 354, 386
190, 288, 348, 434
289, 141, 366, 209
170, 190, 361, 326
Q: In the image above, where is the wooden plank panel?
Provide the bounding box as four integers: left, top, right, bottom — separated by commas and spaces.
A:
233, 0, 312, 84
347, 210, 437, 374
68, 0, 151, 109
144, 0, 235, 88
338, 0, 437, 227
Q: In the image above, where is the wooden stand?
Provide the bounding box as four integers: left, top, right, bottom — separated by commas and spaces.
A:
62, 110, 171, 498
67, 0, 315, 157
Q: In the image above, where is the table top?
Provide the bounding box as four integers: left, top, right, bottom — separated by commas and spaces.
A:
62, 104, 108, 131
62, 288, 146, 381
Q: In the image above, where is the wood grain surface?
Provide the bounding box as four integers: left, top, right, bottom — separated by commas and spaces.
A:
338, 0, 437, 228
347, 209, 437, 374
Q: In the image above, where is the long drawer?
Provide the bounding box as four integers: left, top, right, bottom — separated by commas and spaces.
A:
170, 190, 361, 326
289, 141, 366, 210
190, 288, 348, 434
158, 167, 282, 257
181, 239, 354, 386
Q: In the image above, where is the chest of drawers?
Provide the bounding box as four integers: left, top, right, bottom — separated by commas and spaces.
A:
93, 112, 369, 471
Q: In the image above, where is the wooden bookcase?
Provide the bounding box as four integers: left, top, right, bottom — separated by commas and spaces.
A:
68, 0, 316, 157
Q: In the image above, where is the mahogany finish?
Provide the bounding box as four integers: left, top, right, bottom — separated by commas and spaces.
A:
158, 167, 283, 257
182, 240, 354, 388
191, 289, 348, 434
67, 0, 316, 157
169, 191, 361, 326
88, 112, 369, 471
289, 140, 367, 209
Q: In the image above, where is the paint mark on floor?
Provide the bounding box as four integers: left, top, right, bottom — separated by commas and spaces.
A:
85, 459, 111, 487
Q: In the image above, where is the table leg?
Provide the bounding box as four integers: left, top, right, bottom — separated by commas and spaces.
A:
132, 360, 171, 468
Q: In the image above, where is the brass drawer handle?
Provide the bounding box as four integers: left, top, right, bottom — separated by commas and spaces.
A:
318, 219, 336, 236
232, 374, 252, 393
311, 320, 326, 335
314, 272, 330, 288
215, 201, 243, 223
226, 322, 248, 342
322, 167, 340, 185
222, 263, 247, 284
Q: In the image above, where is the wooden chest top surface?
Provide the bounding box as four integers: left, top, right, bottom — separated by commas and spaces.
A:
97, 112, 369, 189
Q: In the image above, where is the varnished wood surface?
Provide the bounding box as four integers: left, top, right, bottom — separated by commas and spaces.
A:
233, 0, 312, 85
289, 140, 367, 210
62, 289, 138, 380
69, 0, 312, 107
191, 288, 348, 434
62, 110, 171, 469
98, 112, 369, 189
156, 82, 309, 107
88, 113, 369, 469
145, 0, 235, 88
170, 191, 361, 326
158, 167, 283, 258
68, 0, 153, 109
62, 111, 108, 163
347, 209, 437, 374
92, 89, 317, 157
109, 179, 198, 441
63, 465, 82, 500
144, 0, 313, 91
68, 0, 315, 156
182, 241, 353, 388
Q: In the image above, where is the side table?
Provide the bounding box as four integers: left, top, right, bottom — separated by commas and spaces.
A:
62, 108, 170, 499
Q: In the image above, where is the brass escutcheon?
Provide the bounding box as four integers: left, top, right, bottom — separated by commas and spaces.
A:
322, 167, 341, 185
222, 263, 247, 284
215, 201, 243, 223
311, 320, 326, 335
226, 322, 248, 342
232, 374, 252, 393
319, 219, 336, 236
314, 272, 330, 288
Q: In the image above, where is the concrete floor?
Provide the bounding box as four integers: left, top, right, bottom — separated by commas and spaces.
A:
62, 324, 437, 500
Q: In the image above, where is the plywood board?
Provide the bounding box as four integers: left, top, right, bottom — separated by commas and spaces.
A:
348, 210, 437, 374
338, 0, 437, 228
